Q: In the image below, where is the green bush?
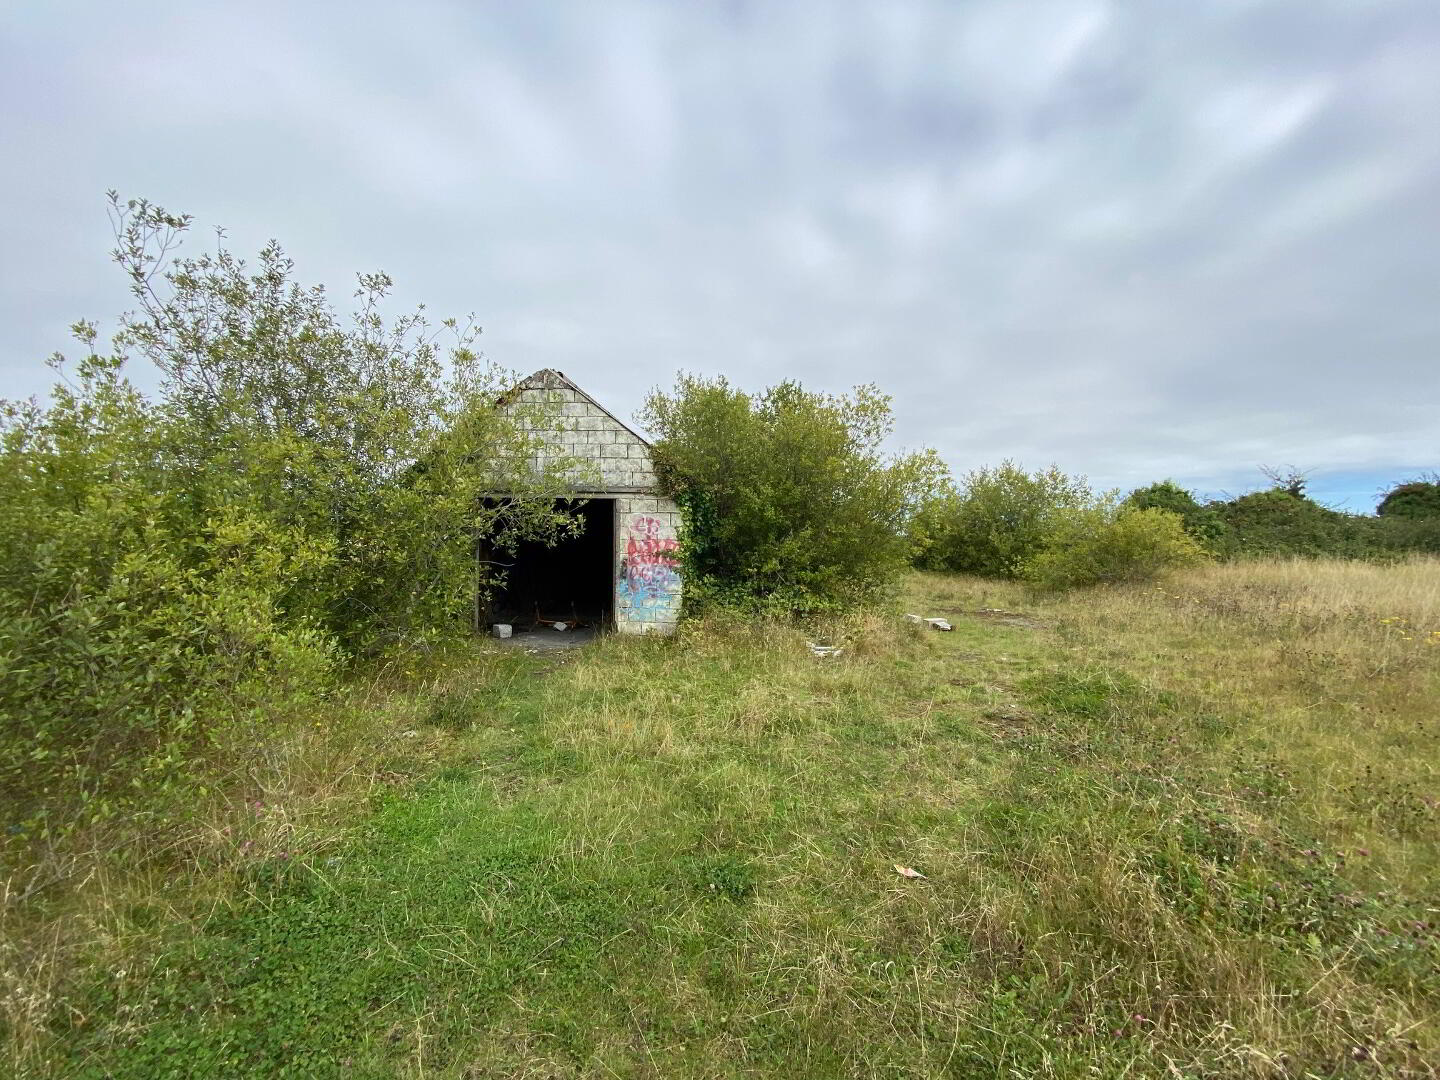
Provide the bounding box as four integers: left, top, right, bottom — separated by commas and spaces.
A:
0, 354, 336, 823
1377, 478, 1440, 519
0, 195, 573, 826
1208, 490, 1382, 560
1120, 474, 1440, 563
1124, 481, 1227, 551
914, 462, 1097, 578
1373, 513, 1440, 555
1023, 506, 1209, 590
640, 375, 946, 613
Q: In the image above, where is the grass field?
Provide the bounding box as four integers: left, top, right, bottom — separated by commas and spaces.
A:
4, 558, 1438, 1078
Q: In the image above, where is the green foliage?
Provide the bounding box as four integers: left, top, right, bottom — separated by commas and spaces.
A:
922, 466, 1440, 581
915, 468, 1206, 590
1378, 477, 1440, 519
0, 194, 572, 825
105, 195, 572, 649
1208, 489, 1382, 560
641, 374, 946, 613
914, 462, 1098, 578
1123, 480, 1227, 550
1118, 474, 1440, 563
1023, 506, 1209, 590
0, 352, 335, 824
1373, 513, 1440, 555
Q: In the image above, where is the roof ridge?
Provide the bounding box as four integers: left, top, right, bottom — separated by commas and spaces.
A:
504, 369, 652, 446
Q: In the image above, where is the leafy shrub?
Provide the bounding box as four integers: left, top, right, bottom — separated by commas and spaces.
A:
1124, 481, 1227, 551
914, 463, 1097, 578
0, 195, 574, 824
0, 357, 337, 821
1023, 506, 1209, 590
1208, 490, 1382, 560
105, 197, 574, 650
1377, 477, 1440, 519
1372, 513, 1440, 555
1122, 474, 1440, 563
640, 375, 946, 613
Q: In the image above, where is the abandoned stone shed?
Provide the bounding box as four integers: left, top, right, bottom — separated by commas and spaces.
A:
481, 369, 683, 636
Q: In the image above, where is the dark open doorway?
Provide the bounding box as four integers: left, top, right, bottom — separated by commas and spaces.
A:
481, 499, 614, 632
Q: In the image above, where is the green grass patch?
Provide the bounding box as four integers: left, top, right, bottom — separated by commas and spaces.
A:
14, 569, 1440, 1077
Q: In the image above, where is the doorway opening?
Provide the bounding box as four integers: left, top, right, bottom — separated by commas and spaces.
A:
481, 499, 614, 632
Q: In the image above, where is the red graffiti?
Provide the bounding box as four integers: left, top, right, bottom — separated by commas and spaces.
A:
619, 515, 680, 613
624, 516, 679, 567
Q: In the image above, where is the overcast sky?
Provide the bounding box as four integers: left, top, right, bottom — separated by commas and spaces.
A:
3, 0, 1437, 509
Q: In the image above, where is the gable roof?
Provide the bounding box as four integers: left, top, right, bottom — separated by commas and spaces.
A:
499, 369, 653, 447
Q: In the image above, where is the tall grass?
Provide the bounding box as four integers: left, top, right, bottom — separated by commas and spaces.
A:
5, 559, 1438, 1077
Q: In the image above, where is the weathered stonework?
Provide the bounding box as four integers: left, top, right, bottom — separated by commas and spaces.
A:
500, 370, 682, 634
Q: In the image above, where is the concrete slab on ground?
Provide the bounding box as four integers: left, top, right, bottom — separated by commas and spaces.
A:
498, 627, 599, 651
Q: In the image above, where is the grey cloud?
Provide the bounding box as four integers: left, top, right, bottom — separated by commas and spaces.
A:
1, 0, 1437, 504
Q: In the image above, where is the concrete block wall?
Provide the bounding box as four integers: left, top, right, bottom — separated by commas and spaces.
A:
507, 384, 659, 491
500, 371, 682, 634
613, 496, 683, 634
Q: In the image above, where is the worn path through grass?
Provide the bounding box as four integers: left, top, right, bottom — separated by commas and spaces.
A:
24, 562, 1440, 1077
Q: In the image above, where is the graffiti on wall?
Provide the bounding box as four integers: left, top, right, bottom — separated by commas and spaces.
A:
617, 515, 680, 619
